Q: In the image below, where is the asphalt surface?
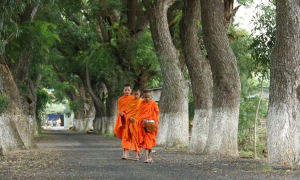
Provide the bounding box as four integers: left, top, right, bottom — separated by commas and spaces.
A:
1, 129, 300, 180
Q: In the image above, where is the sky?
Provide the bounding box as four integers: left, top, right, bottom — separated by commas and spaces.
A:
234, 0, 269, 32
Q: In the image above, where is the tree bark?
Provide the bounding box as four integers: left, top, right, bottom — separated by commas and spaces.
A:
253, 78, 264, 159
268, 0, 300, 167
143, 0, 189, 147
73, 78, 90, 132
10, 4, 41, 137
102, 82, 117, 135
92, 82, 107, 134
84, 66, 106, 133
0, 55, 36, 153
179, 0, 212, 153
200, 0, 241, 156
83, 100, 96, 132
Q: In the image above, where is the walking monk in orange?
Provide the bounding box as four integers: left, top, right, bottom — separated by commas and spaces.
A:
123, 88, 143, 161
113, 84, 134, 159
135, 90, 159, 163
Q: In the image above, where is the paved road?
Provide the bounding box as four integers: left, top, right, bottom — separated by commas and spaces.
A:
1, 129, 299, 179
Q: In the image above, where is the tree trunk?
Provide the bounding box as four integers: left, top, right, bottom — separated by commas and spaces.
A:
11, 49, 39, 138
179, 0, 212, 153
84, 66, 106, 133
200, 0, 241, 156
0, 56, 36, 153
102, 82, 117, 134
296, 87, 300, 167
75, 79, 89, 132
253, 78, 264, 159
143, 0, 189, 147
93, 111, 103, 134
83, 100, 96, 132
268, 0, 300, 167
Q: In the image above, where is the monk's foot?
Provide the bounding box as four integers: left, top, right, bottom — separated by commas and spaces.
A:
143, 159, 153, 163
133, 157, 140, 161
122, 156, 132, 160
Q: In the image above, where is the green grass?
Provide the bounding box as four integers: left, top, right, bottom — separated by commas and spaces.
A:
252, 164, 273, 172
103, 133, 114, 137
38, 133, 50, 137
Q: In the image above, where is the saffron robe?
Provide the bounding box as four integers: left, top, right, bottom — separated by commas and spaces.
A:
135, 100, 160, 149
123, 98, 143, 151
113, 95, 134, 140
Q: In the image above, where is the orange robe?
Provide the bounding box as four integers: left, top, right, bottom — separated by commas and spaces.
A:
123, 98, 143, 151
135, 100, 160, 149
113, 95, 134, 143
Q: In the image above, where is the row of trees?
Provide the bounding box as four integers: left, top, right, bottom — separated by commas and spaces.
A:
1, 0, 300, 167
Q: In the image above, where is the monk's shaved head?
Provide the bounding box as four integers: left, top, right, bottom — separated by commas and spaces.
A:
124, 84, 131, 88
143, 90, 151, 102
133, 88, 141, 92
143, 90, 150, 94
133, 88, 141, 99
123, 84, 132, 95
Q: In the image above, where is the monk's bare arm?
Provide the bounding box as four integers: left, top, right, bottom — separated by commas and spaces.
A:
154, 103, 160, 124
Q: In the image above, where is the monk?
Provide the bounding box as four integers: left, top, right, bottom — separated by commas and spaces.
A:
135, 90, 160, 163
113, 84, 134, 159
123, 88, 143, 161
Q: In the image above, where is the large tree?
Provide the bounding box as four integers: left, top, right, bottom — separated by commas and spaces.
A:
179, 0, 212, 152
268, 0, 300, 167
200, 0, 241, 156
142, 0, 189, 147
0, 1, 55, 152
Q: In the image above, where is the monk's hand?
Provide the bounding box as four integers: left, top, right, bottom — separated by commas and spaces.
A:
120, 111, 124, 116
130, 117, 135, 122
142, 119, 147, 126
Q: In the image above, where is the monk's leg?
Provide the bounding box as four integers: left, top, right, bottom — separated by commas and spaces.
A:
122, 138, 131, 159
148, 149, 152, 160
145, 149, 149, 160
131, 135, 141, 160
144, 149, 153, 162
143, 132, 155, 162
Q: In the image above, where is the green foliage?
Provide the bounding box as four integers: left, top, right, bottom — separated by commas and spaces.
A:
36, 88, 51, 120
230, 24, 269, 157
132, 31, 162, 88
17, 82, 29, 93
237, 0, 254, 7
238, 127, 268, 159
52, 81, 76, 101
45, 102, 66, 114
0, 93, 9, 113
19, 20, 60, 52
188, 91, 195, 121
0, 0, 23, 37
68, 101, 79, 112
1, 0, 57, 54
239, 94, 268, 133
250, 2, 275, 80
